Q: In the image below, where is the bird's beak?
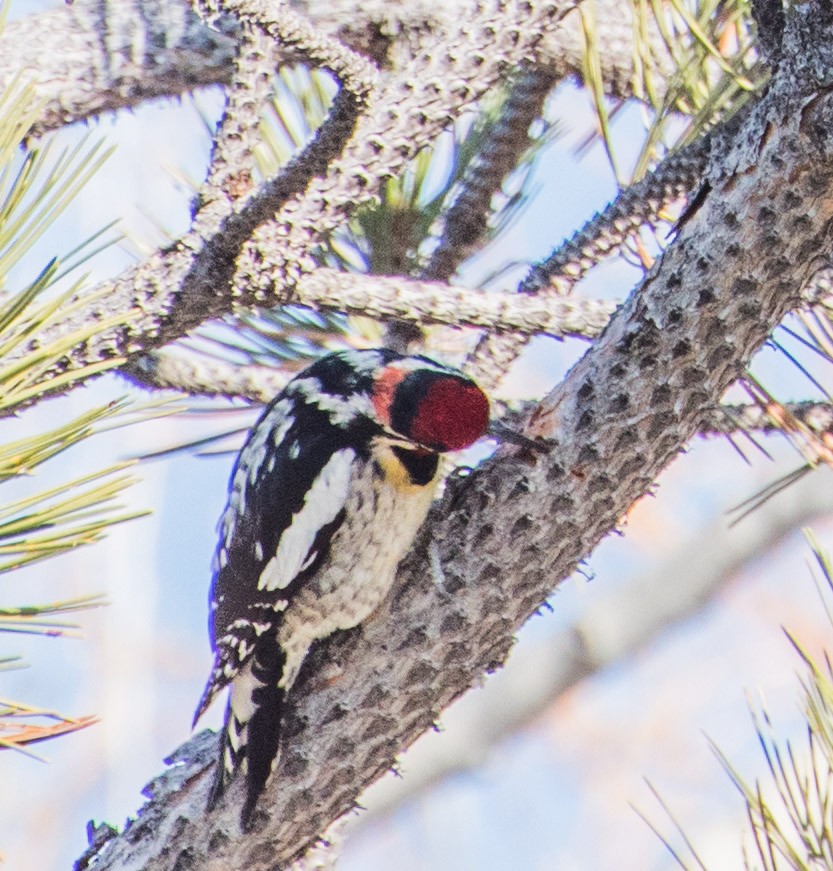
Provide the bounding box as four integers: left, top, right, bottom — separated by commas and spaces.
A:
486, 419, 550, 453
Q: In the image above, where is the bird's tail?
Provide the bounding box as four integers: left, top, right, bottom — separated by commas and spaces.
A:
205, 644, 288, 831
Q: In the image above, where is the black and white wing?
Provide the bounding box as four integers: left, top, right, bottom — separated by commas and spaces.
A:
194, 392, 367, 822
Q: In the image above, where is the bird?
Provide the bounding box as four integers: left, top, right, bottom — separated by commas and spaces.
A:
193, 348, 490, 828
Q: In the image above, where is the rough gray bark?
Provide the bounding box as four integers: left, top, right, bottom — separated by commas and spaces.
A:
465, 123, 718, 387
1, 0, 238, 137
75, 5, 833, 867
357, 466, 833, 823
12, 0, 575, 401
0, 0, 665, 138
0, 0, 680, 410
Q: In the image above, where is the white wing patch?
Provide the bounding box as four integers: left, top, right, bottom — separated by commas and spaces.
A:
258, 448, 355, 592
339, 348, 384, 374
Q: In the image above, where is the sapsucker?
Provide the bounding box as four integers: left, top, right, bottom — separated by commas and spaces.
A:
194, 348, 490, 828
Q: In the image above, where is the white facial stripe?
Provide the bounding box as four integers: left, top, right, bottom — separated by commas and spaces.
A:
387, 357, 451, 376
258, 448, 355, 591
339, 349, 385, 374
290, 378, 372, 425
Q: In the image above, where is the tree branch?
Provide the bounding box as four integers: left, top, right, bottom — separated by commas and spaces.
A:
519, 136, 714, 295
230, 0, 576, 305
387, 62, 557, 351
5, 0, 577, 412
294, 270, 615, 337
420, 64, 558, 283
464, 114, 715, 387
1, 0, 239, 139
120, 352, 289, 402
2, 0, 668, 138
704, 400, 833, 438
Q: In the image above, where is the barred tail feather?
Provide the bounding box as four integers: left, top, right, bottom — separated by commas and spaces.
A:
206, 703, 235, 812
204, 646, 288, 830
193, 667, 223, 730
240, 643, 287, 830
206, 684, 253, 814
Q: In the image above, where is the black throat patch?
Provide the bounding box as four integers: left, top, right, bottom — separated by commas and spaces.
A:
391, 447, 439, 486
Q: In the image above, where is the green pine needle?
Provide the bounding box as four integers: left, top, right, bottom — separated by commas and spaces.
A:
0, 7, 177, 754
